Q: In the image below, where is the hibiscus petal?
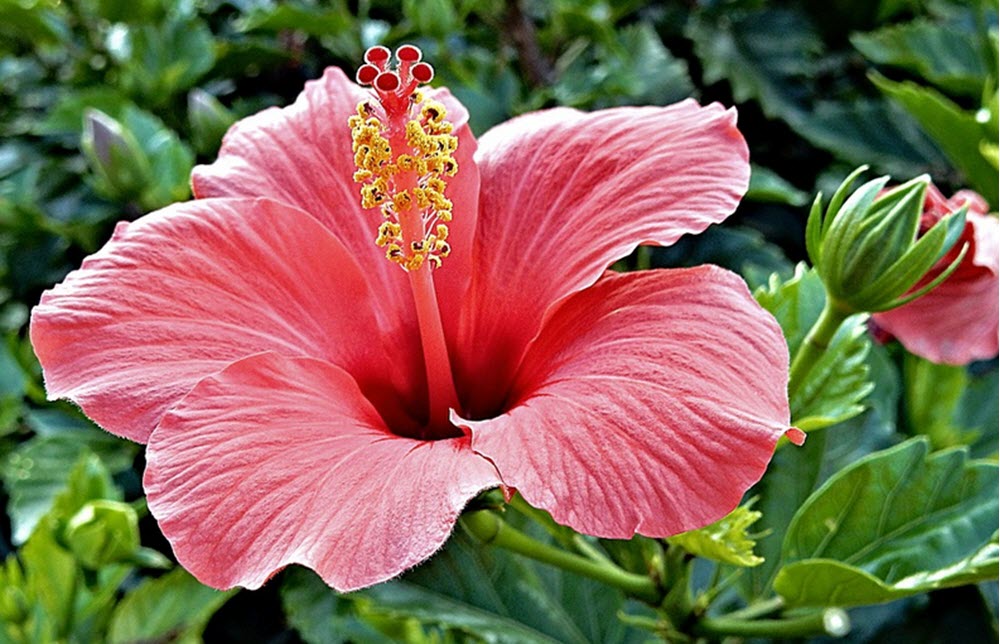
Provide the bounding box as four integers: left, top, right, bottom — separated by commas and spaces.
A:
30, 197, 423, 443
461, 267, 793, 538
872, 212, 999, 364
191, 67, 479, 326
144, 352, 501, 591
456, 102, 750, 415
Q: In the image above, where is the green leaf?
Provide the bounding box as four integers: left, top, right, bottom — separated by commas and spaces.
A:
904, 356, 999, 456
17, 517, 79, 640
774, 537, 998, 608
24, 408, 138, 471
361, 582, 569, 644
237, 3, 355, 38
775, 439, 999, 607
118, 106, 194, 209
654, 224, 793, 290
0, 0, 69, 51
686, 7, 820, 119
108, 568, 236, 644
871, 73, 998, 206
1, 434, 134, 544
747, 164, 809, 206
755, 265, 873, 430
108, 18, 216, 106
668, 502, 765, 567
851, 18, 990, 98
358, 521, 651, 644
280, 568, 395, 644
791, 99, 951, 178
33, 88, 131, 140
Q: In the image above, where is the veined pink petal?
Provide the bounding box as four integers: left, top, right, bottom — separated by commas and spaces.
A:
30, 197, 424, 443
191, 66, 479, 328
144, 352, 501, 591
873, 211, 999, 364
455, 102, 750, 416
460, 267, 793, 538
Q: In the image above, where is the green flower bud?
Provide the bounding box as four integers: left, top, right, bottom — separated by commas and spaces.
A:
805, 166, 967, 313
81, 108, 154, 203
64, 499, 140, 570
188, 88, 236, 155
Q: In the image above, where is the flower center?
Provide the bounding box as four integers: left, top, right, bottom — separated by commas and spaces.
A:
350, 45, 458, 272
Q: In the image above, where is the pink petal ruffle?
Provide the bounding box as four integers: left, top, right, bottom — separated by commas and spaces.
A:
460, 267, 793, 538
30, 198, 424, 442
455, 102, 750, 416
145, 352, 500, 591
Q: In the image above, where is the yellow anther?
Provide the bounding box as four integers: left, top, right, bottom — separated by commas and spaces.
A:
392, 190, 412, 212
349, 82, 458, 272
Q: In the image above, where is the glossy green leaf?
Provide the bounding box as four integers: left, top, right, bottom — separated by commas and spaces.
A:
747, 164, 809, 206
280, 568, 395, 644
851, 18, 990, 97
687, 7, 820, 119
107, 568, 236, 644
755, 265, 873, 430
775, 537, 997, 608
871, 73, 998, 206
791, 98, 951, 178
361, 582, 568, 644
668, 502, 764, 567
363, 521, 649, 644
775, 439, 999, 607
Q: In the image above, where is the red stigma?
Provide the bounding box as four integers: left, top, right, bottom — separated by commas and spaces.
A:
357, 45, 435, 117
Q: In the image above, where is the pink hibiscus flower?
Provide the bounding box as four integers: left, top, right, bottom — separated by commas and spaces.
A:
30, 47, 800, 591
872, 184, 999, 365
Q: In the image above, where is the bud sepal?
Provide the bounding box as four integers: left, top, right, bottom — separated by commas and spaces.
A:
806, 167, 967, 314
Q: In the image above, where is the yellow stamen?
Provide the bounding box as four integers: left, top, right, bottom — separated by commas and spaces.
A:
349, 82, 458, 271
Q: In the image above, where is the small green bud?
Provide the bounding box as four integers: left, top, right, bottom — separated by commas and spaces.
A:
81, 108, 154, 203
806, 167, 967, 313
188, 88, 236, 155
64, 499, 140, 570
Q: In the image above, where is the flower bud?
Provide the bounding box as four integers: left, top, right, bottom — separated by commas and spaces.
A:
805, 167, 967, 313
188, 88, 236, 154
64, 500, 141, 570
82, 108, 154, 203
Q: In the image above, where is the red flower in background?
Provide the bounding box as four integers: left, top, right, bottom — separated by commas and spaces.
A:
872, 184, 999, 365
30, 47, 799, 591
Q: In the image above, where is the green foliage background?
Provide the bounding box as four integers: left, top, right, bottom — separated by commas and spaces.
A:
0, 0, 997, 642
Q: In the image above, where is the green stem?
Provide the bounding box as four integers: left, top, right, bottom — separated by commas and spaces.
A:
697, 607, 850, 639
721, 595, 785, 621
787, 298, 852, 399
461, 511, 661, 603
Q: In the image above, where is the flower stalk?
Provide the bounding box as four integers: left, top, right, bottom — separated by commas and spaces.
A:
461, 510, 662, 604
695, 607, 850, 639
787, 298, 853, 399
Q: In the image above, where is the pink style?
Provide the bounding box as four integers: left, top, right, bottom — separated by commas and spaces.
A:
30, 46, 800, 592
